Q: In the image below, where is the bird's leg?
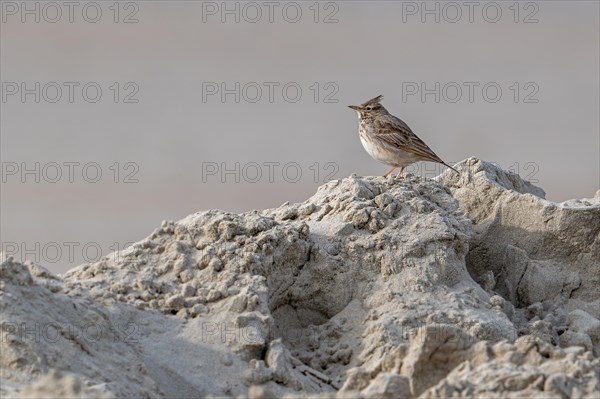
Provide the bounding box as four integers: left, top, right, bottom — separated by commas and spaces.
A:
383, 166, 397, 178
395, 167, 405, 180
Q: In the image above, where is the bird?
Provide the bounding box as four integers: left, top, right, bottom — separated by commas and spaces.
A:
349, 95, 458, 179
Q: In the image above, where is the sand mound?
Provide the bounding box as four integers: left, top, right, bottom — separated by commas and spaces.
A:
2, 158, 598, 398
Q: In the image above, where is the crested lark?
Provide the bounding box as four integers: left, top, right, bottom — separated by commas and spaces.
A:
349, 95, 458, 179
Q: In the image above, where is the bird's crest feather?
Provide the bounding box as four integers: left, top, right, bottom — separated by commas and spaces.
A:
361, 95, 383, 107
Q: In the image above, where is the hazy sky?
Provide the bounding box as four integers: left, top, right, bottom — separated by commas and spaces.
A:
1, 1, 599, 273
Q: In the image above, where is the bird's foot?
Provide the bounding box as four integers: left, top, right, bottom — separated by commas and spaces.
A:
383, 166, 397, 178
394, 167, 406, 180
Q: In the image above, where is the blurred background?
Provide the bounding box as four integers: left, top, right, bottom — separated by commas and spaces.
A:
1, 1, 599, 274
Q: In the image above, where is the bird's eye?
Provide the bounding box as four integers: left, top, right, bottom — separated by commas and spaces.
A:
366, 106, 372, 111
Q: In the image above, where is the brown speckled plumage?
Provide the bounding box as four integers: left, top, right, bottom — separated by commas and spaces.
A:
349, 95, 458, 178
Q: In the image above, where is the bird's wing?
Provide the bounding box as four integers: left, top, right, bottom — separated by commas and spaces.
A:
373, 114, 445, 164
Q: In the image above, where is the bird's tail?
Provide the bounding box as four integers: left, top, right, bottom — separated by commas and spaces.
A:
443, 162, 460, 174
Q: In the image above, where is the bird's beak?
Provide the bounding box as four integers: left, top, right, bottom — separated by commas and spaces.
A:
348, 105, 359, 110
